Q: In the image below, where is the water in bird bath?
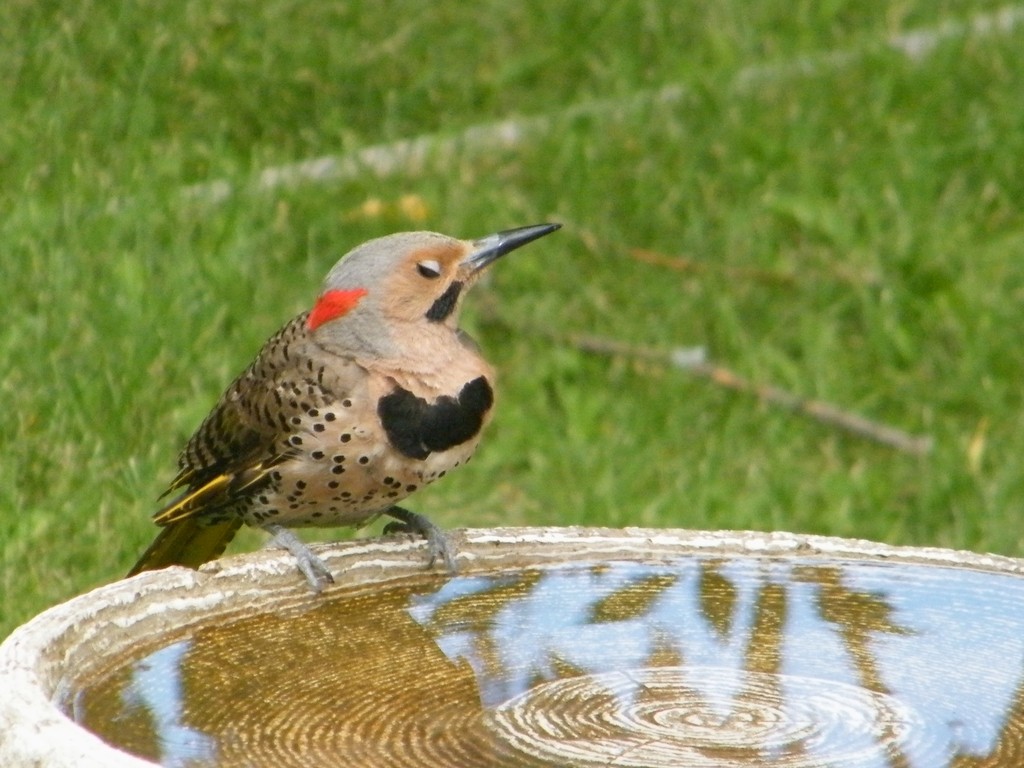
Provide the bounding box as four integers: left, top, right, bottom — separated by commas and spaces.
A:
65, 556, 1024, 767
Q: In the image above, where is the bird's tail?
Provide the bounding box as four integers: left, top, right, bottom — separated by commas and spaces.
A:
127, 518, 243, 577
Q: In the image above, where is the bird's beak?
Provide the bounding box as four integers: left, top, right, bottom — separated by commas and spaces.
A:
464, 223, 561, 273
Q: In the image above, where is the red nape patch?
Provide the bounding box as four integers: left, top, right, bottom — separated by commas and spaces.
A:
306, 288, 368, 331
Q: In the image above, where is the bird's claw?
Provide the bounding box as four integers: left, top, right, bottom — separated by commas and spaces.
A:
383, 507, 458, 573
264, 524, 335, 593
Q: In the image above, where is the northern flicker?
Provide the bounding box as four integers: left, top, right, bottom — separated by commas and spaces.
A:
127, 223, 560, 591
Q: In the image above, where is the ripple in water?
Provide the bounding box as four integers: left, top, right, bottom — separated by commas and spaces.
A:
488, 666, 945, 767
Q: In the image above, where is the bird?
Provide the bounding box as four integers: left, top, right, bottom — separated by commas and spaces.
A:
127, 222, 561, 591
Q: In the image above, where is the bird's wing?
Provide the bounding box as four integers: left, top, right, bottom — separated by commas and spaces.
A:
130, 313, 373, 576
153, 313, 315, 526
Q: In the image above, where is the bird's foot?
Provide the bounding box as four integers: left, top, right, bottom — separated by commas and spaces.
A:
383, 506, 458, 573
263, 524, 335, 593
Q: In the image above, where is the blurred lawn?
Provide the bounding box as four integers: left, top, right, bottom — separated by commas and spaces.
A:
2, 1, 1023, 638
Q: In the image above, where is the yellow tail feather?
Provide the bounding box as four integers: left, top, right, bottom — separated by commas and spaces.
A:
127, 517, 243, 576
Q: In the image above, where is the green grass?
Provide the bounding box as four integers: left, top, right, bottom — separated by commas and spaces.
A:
2, 0, 1024, 638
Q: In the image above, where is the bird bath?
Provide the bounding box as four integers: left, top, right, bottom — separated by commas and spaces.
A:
4, 527, 1024, 767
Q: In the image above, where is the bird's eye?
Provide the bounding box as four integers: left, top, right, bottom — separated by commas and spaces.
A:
416, 260, 442, 279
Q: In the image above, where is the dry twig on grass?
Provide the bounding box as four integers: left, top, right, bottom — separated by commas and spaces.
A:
564, 332, 933, 456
